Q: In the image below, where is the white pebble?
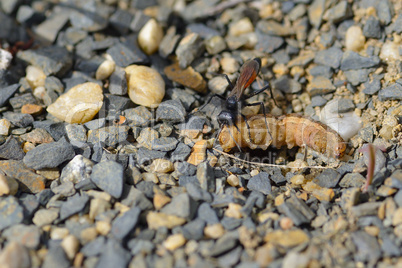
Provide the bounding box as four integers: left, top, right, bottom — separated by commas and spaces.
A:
125, 65, 165, 108
61, 235, 80, 260
138, 19, 164, 55
96, 60, 115, 80
319, 99, 362, 141
26, 65, 46, 89
380, 41, 400, 62
345, 26, 365, 52
0, 49, 12, 70
228, 17, 254, 36
0, 119, 11, 136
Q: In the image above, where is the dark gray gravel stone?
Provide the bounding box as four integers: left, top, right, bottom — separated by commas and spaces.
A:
111, 207, 141, 240
255, 32, 284, 54
314, 46, 343, 69
247, 172, 271, 195
241, 191, 265, 216
0, 196, 24, 231
3, 112, 34, 128
185, 182, 213, 202
161, 193, 198, 220
9, 92, 37, 109
350, 202, 381, 217
0, 84, 19, 107
171, 143, 191, 162
125, 106, 152, 127
340, 51, 380, 70
130, 10, 151, 32
363, 79, 381, 95
100, 94, 134, 118
363, 16, 382, 38
182, 218, 206, 240
277, 194, 315, 226
87, 125, 130, 147
381, 234, 401, 257
128, 239, 155, 255
23, 138, 75, 169
344, 69, 372, 86
59, 193, 90, 220
156, 100, 186, 123
311, 95, 328, 107
221, 217, 243, 231
82, 236, 106, 257
107, 42, 148, 67
339, 173, 365, 188
197, 203, 219, 225
17, 46, 72, 76
0, 136, 25, 160
272, 76, 302, 94
32, 121, 66, 141
360, 0, 393, 25
209, 234, 238, 257
176, 161, 197, 176
187, 23, 221, 39
136, 147, 166, 165
388, 170, 402, 189
151, 137, 178, 152
109, 67, 127, 95
313, 169, 341, 188
20, 193, 40, 219
42, 244, 70, 268
218, 246, 243, 267
378, 83, 402, 101
91, 160, 124, 199
52, 181, 76, 197
96, 239, 131, 268
2, 224, 41, 249
351, 231, 381, 263
337, 99, 355, 113
309, 65, 333, 79
166, 88, 196, 111
324, 1, 353, 23
175, 32, 205, 68
196, 161, 215, 193
0, 11, 28, 43
121, 186, 153, 211
109, 9, 133, 35
84, 118, 106, 130
394, 190, 402, 207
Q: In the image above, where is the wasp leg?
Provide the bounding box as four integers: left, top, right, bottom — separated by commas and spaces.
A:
221, 74, 235, 89
240, 113, 252, 144
244, 81, 278, 107
244, 102, 273, 141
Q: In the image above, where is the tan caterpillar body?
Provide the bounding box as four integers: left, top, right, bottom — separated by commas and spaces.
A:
218, 114, 346, 158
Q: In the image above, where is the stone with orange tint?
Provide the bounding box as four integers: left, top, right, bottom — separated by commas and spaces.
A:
21, 104, 44, 115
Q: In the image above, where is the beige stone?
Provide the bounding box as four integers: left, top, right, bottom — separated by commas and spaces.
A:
126, 65, 165, 108
61, 235, 80, 260
149, 159, 174, 173
26, 65, 46, 89
345, 26, 365, 52
146, 212, 186, 229
204, 223, 225, 239
138, 19, 164, 55
154, 193, 171, 210
163, 233, 186, 251
0, 119, 11, 135
0, 174, 19, 196
96, 60, 115, 80
47, 82, 103, 124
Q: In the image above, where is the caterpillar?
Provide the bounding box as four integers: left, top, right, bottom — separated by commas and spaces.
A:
218, 114, 346, 158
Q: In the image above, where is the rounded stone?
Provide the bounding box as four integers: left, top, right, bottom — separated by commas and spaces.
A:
47, 82, 103, 124
96, 60, 115, 80
26, 65, 46, 89
228, 17, 254, 36
125, 65, 165, 108
138, 18, 164, 55
345, 26, 365, 52
163, 233, 186, 251
61, 235, 80, 260
0, 174, 19, 196
0, 119, 11, 136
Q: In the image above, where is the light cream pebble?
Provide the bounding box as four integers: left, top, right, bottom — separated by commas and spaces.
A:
228, 17, 254, 36
138, 18, 164, 55
125, 65, 165, 108
345, 26, 365, 52
50, 227, 69, 240
96, 221, 111, 236
380, 40, 401, 62
149, 159, 174, 173
220, 57, 239, 74
163, 233, 186, 251
96, 60, 116, 80
227, 174, 240, 187
26, 65, 46, 89
204, 223, 225, 239
61, 235, 80, 260
0, 118, 11, 135
0, 174, 19, 196
46, 82, 103, 124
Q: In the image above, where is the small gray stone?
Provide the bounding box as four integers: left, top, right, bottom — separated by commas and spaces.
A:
3, 224, 41, 249
337, 99, 355, 113
23, 138, 75, 170
340, 51, 380, 71
197, 203, 219, 225
363, 16, 382, 39
121, 186, 153, 211
52, 181, 76, 197
0, 84, 19, 107
171, 143, 191, 162
34, 12, 69, 44
81, 236, 106, 257
65, 124, 87, 145
323, 1, 352, 23
277, 194, 315, 226
0, 11, 28, 44
111, 207, 141, 240
309, 65, 333, 79
255, 32, 284, 54
314, 46, 343, 69
107, 42, 148, 67
87, 125, 130, 147
175, 33, 205, 68
363, 79, 381, 95
59, 193, 89, 220
196, 161, 215, 193
273, 76, 302, 94
344, 69, 372, 86
308, 0, 326, 28
247, 172, 271, 195
394, 190, 402, 207
60, 155, 94, 184
311, 95, 328, 107
17, 45, 72, 76
156, 100, 186, 123
124, 106, 152, 127
135, 147, 166, 166
109, 9, 133, 35
159, 26, 181, 58
0, 196, 24, 231
109, 67, 127, 95
91, 160, 124, 198
313, 169, 341, 188
209, 234, 238, 257
0, 136, 25, 160
42, 244, 70, 268
161, 193, 198, 220
378, 83, 402, 101
166, 88, 196, 111
182, 218, 206, 240
185, 182, 212, 202
3, 112, 33, 128
339, 173, 366, 188
96, 239, 131, 268
9, 92, 37, 109
350, 202, 381, 217
351, 231, 381, 263
151, 137, 178, 152
218, 246, 243, 267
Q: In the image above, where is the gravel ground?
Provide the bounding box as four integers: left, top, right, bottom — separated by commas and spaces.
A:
0, 0, 401, 267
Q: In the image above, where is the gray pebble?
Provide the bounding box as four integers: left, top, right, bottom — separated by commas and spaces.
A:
128, 239, 155, 255
378, 83, 402, 101
363, 79, 381, 95
121, 186, 153, 211
0, 136, 25, 160
273, 75, 302, 94
109, 9, 133, 35
91, 160, 124, 199
136, 147, 166, 166
87, 125, 130, 147
313, 169, 341, 188
209, 234, 238, 257
344, 69, 372, 86
171, 143, 191, 162
0, 196, 24, 231
108, 67, 127, 95
161, 193, 198, 220
351, 231, 381, 263
151, 137, 178, 152
185, 182, 213, 202
42, 244, 70, 268
182, 218, 206, 240
82, 236, 106, 257
2, 224, 41, 249
0, 84, 19, 107
277, 194, 315, 226
247, 172, 271, 195
156, 100, 186, 123
363, 16, 382, 39
3, 112, 33, 128
197, 203, 219, 225
107, 42, 148, 67
196, 161, 215, 192
218, 246, 243, 267
59, 193, 89, 220
340, 51, 380, 71
255, 32, 284, 54
23, 138, 75, 170
339, 173, 366, 188
311, 95, 328, 107
337, 99, 355, 113
52, 181, 76, 197
309, 65, 333, 79
111, 207, 141, 240
96, 239, 131, 268
175, 33, 205, 68
314, 46, 343, 69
